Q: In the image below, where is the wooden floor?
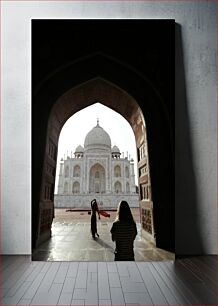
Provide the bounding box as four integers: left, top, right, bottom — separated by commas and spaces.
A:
0, 255, 216, 305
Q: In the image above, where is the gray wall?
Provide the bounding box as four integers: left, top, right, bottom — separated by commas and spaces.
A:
2, 1, 217, 254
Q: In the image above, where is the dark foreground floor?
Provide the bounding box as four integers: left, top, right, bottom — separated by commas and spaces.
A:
1, 255, 217, 305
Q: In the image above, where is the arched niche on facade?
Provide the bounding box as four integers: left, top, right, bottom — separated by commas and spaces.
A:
114, 165, 121, 178
64, 182, 68, 194
126, 182, 130, 193
73, 165, 80, 177
64, 165, 69, 178
89, 163, 106, 193
72, 181, 80, 194
125, 166, 130, 178
32, 54, 174, 252
115, 181, 122, 194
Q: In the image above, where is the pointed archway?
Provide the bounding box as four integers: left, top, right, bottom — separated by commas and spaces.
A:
32, 54, 174, 252
89, 163, 106, 193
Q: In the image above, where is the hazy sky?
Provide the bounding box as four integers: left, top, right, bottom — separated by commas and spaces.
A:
54, 103, 138, 192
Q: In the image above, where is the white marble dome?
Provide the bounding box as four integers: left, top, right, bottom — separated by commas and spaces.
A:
74, 145, 84, 153
84, 122, 111, 150
112, 145, 120, 153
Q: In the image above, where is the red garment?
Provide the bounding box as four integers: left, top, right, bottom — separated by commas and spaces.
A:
99, 210, 110, 218
91, 199, 110, 218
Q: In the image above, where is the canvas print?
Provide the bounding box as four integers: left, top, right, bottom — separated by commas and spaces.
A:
2, 3, 216, 305
32, 19, 175, 261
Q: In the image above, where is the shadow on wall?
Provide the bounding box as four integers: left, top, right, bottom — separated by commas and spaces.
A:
175, 24, 205, 255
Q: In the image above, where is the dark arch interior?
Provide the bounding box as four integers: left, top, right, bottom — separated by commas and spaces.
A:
32, 19, 174, 252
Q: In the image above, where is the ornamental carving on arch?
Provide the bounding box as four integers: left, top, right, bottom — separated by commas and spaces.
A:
88, 158, 107, 171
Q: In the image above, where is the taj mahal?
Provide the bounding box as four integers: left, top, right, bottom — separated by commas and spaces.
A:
54, 120, 139, 208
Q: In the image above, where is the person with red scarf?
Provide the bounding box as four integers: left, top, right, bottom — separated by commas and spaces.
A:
90, 199, 110, 239
90, 199, 100, 239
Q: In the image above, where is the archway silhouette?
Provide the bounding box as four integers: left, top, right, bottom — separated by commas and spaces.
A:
32, 53, 174, 252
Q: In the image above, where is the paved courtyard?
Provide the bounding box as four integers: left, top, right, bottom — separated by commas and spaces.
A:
32, 209, 175, 262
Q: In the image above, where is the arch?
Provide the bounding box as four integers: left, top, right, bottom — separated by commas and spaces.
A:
73, 165, 80, 177
126, 182, 130, 193
114, 165, 121, 177
94, 183, 100, 193
64, 182, 68, 194
89, 163, 105, 193
32, 53, 174, 251
125, 166, 130, 178
72, 181, 80, 194
114, 181, 122, 194
95, 171, 100, 178
64, 166, 69, 178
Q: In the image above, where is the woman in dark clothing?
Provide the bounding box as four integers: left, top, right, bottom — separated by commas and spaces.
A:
110, 201, 137, 261
90, 199, 100, 239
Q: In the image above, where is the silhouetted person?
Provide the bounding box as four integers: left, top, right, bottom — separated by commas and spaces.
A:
90, 199, 100, 239
110, 201, 137, 261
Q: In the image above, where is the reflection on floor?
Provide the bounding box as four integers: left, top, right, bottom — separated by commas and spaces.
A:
32, 221, 175, 261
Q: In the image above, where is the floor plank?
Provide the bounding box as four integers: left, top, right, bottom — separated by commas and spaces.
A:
157, 261, 201, 304
137, 263, 169, 305
143, 262, 180, 305
0, 255, 216, 305
152, 261, 190, 304
188, 256, 217, 285
175, 259, 217, 305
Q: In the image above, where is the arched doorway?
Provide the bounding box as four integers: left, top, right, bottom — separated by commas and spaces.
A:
89, 163, 106, 193
72, 181, 80, 194
32, 54, 174, 253
114, 181, 122, 194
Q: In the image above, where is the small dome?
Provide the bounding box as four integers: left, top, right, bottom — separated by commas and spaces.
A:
75, 145, 84, 153
84, 121, 111, 151
112, 145, 120, 153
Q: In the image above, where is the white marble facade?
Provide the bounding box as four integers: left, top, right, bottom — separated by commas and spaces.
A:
55, 121, 139, 208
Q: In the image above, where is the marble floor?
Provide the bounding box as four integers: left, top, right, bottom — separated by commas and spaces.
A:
32, 219, 175, 262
